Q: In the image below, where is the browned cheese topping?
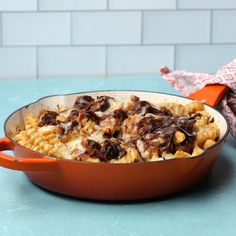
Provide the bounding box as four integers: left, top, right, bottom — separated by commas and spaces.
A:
37, 95, 204, 162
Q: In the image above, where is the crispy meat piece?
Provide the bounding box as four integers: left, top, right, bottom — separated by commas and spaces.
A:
82, 139, 102, 158
100, 140, 126, 161
38, 111, 60, 127
73, 95, 95, 111
159, 126, 177, 154
129, 99, 172, 116
81, 111, 100, 124
138, 117, 163, 135
82, 139, 126, 162
67, 109, 80, 122
113, 109, 128, 122
95, 96, 113, 112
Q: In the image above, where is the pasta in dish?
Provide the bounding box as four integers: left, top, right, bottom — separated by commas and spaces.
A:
14, 95, 220, 163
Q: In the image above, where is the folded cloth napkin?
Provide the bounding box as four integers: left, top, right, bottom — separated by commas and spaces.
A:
160, 59, 236, 138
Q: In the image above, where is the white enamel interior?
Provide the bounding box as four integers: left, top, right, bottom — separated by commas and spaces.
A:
5, 91, 228, 141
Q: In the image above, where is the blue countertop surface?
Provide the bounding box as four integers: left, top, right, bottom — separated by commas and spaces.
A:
0, 76, 236, 236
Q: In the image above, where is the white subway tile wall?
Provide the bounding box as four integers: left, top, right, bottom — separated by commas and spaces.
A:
0, 15, 1, 45
72, 12, 141, 45
0, 48, 36, 79
143, 11, 211, 44
107, 46, 174, 75
39, 0, 107, 11
0, 0, 37, 11
178, 0, 236, 9
213, 11, 236, 43
39, 47, 106, 77
109, 0, 176, 10
0, 0, 235, 79
2, 13, 71, 45
176, 45, 236, 73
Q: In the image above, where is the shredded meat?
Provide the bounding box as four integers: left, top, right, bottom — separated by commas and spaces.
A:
82, 139, 126, 162
67, 109, 80, 122
137, 113, 201, 155
38, 111, 60, 127
100, 140, 126, 161
138, 117, 163, 136
80, 110, 100, 124
113, 109, 128, 122
82, 139, 102, 158
73, 95, 95, 111
129, 99, 171, 116
95, 96, 113, 112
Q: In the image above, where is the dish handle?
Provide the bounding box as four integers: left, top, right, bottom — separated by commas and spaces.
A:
0, 136, 59, 171
188, 84, 229, 107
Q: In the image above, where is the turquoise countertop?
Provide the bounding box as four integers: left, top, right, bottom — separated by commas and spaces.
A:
0, 76, 236, 236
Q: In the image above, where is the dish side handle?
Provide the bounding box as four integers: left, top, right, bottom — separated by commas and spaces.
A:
0, 136, 59, 171
188, 84, 229, 106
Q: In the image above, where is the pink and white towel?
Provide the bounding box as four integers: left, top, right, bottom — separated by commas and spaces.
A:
160, 59, 236, 138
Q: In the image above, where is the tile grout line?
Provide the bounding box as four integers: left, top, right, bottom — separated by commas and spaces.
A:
0, 9, 236, 14
1, 42, 236, 48
37, 0, 40, 11
173, 45, 177, 70
176, 0, 179, 9
105, 46, 108, 76
141, 10, 144, 44
70, 12, 73, 45
107, 0, 109, 10
0, 13, 2, 46
210, 10, 213, 43
36, 46, 39, 79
